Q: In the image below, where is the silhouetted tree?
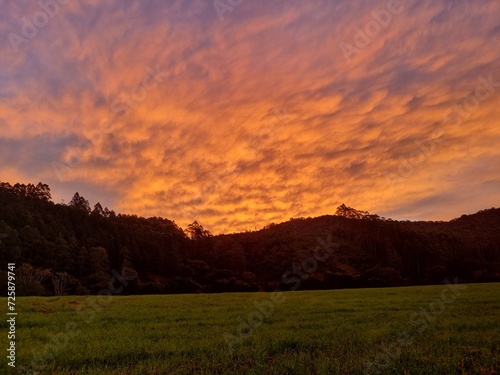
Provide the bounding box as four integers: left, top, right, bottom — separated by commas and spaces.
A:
186, 221, 212, 240
69, 192, 91, 214
35, 182, 52, 201
92, 202, 104, 216
335, 204, 379, 220
104, 207, 116, 218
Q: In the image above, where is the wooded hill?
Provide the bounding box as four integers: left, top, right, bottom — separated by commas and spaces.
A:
1, 181, 499, 296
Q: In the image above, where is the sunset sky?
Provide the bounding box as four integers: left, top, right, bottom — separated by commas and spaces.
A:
1, 0, 499, 233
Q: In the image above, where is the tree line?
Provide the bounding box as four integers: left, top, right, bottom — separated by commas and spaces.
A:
0, 181, 499, 296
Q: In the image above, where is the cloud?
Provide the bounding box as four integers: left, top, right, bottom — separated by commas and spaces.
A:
0, 0, 499, 233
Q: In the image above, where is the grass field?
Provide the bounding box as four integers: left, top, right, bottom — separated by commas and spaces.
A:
2, 283, 499, 374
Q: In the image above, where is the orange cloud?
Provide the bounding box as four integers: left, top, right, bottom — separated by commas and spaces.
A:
1, 0, 499, 233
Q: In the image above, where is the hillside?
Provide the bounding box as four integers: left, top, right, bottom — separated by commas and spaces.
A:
1, 181, 499, 296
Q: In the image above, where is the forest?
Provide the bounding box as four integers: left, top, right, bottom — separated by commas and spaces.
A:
0, 180, 499, 296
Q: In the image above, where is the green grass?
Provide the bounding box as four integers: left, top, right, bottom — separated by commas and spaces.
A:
1, 283, 499, 374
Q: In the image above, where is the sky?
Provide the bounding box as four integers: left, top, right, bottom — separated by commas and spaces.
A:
0, 0, 499, 234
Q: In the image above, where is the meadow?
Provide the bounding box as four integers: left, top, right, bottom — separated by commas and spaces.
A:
2, 283, 499, 375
